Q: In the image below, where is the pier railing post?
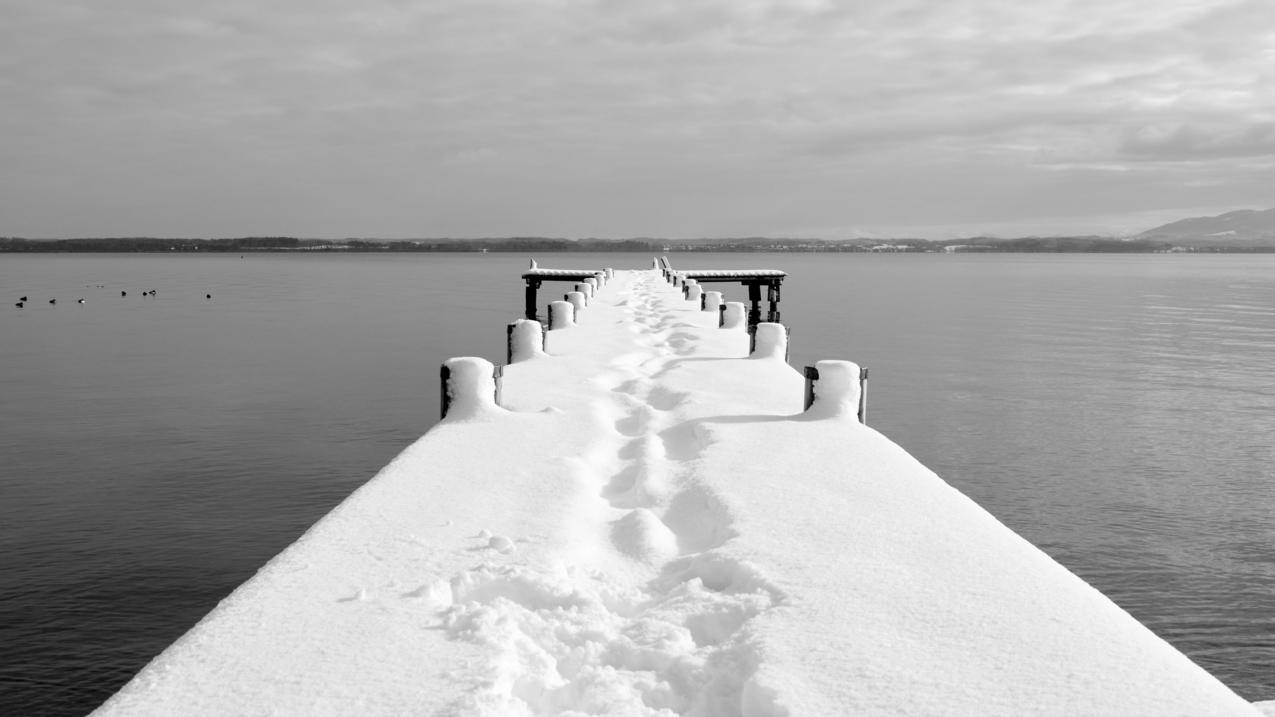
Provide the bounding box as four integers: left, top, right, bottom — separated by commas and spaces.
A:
507, 319, 544, 363
440, 359, 503, 420
548, 300, 575, 329
858, 367, 869, 425
439, 364, 450, 420
718, 303, 726, 327
802, 360, 867, 423
702, 290, 722, 313
750, 322, 789, 362
494, 364, 504, 408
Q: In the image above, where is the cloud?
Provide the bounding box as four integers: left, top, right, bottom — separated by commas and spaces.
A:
1120, 122, 1275, 161
0, 0, 1272, 237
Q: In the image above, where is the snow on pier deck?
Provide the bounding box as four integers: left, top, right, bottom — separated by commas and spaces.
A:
97, 269, 1257, 716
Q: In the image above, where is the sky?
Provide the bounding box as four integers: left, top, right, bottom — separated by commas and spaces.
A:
1, 0, 1272, 239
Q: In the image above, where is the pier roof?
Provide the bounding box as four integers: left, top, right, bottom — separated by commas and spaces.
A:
97, 267, 1259, 717
678, 269, 786, 281
521, 268, 603, 280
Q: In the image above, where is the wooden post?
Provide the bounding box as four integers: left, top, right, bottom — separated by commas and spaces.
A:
494, 364, 504, 408
439, 364, 451, 420
858, 367, 869, 425
524, 280, 540, 321
746, 282, 762, 327
506, 322, 516, 364
548, 300, 574, 329
767, 281, 781, 323
718, 303, 726, 327
803, 365, 819, 411
441, 362, 503, 419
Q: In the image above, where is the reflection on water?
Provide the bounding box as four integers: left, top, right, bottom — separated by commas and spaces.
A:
2, 252, 1274, 712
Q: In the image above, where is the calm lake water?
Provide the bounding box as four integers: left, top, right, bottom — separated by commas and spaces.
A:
2, 252, 1273, 713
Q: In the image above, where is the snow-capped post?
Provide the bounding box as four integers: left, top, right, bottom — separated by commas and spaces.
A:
751, 322, 789, 361
548, 300, 575, 329
718, 303, 726, 327
721, 302, 746, 329
573, 284, 590, 305
439, 357, 501, 420
507, 319, 544, 363
566, 291, 587, 315
594, 272, 606, 289
803, 366, 819, 411
584, 278, 598, 298
702, 291, 723, 313
605, 267, 614, 279
685, 283, 703, 304
802, 360, 865, 422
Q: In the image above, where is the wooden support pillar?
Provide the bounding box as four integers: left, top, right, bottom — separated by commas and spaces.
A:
746, 282, 762, 327
767, 281, 781, 323
524, 280, 541, 321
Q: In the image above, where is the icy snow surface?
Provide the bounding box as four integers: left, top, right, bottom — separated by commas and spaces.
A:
96, 269, 1258, 716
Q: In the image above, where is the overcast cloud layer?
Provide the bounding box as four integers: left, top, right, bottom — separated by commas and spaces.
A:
2, 0, 1272, 238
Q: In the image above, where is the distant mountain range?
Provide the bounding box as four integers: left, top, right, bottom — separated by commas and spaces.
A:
1137, 208, 1275, 244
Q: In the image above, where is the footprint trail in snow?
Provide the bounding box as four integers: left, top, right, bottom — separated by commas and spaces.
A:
437, 271, 786, 717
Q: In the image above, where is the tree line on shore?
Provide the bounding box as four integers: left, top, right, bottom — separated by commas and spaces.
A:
2, 236, 1273, 253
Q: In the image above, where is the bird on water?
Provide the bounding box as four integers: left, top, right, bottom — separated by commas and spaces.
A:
15, 302, 23, 308
121, 291, 127, 297
77, 299, 85, 304
49, 298, 56, 304
20, 296, 27, 302
205, 293, 212, 300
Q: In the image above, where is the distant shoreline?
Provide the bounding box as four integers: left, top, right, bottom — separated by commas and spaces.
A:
4, 237, 1275, 254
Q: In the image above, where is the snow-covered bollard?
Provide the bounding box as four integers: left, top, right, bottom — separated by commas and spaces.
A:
721, 301, 746, 329
584, 278, 598, 297
804, 360, 868, 423
439, 357, 501, 421
605, 267, 614, 279
566, 291, 587, 315
685, 283, 702, 304
506, 319, 544, 363
702, 291, 723, 312
750, 322, 788, 361
573, 284, 590, 305
548, 300, 575, 329
594, 272, 606, 289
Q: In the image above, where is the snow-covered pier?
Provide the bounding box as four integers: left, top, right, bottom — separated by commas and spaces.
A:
97, 266, 1260, 716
